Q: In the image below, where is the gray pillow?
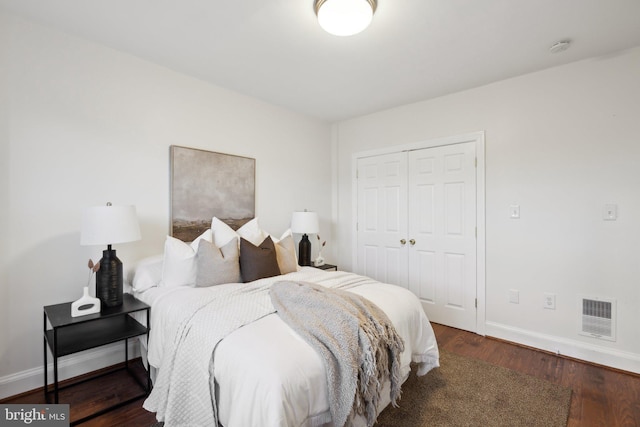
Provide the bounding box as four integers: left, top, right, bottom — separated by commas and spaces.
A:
196, 237, 241, 287
240, 236, 281, 283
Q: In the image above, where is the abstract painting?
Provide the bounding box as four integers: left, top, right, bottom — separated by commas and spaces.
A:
170, 145, 255, 241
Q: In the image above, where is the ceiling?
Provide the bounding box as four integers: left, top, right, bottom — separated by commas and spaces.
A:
2, 0, 640, 122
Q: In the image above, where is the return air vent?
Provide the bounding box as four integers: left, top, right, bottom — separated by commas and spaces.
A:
579, 296, 616, 341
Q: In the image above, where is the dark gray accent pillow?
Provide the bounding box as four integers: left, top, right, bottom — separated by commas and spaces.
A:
240, 236, 281, 283
196, 237, 241, 287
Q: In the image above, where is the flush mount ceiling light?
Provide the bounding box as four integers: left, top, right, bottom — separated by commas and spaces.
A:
314, 0, 377, 37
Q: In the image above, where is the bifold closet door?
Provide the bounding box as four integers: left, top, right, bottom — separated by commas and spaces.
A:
356, 142, 478, 333
356, 152, 408, 286
407, 142, 477, 332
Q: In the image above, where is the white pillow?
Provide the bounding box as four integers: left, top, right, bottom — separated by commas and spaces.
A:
237, 218, 268, 246
132, 254, 164, 292
211, 217, 268, 247
161, 230, 212, 288
273, 229, 299, 274
211, 217, 238, 248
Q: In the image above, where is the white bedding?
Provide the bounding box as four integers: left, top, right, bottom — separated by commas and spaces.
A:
136, 267, 439, 427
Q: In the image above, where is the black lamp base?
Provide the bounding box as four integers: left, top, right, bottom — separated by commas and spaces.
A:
96, 247, 123, 307
298, 234, 312, 266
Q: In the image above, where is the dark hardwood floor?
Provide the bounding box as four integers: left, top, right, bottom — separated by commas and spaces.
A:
4, 324, 639, 426
1, 361, 157, 427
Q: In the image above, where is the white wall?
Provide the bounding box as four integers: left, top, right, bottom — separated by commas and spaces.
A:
0, 12, 332, 398
0, 13, 11, 392
335, 47, 640, 372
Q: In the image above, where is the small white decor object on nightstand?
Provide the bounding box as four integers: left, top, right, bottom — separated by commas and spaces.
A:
71, 258, 101, 317
71, 287, 100, 317
314, 235, 326, 266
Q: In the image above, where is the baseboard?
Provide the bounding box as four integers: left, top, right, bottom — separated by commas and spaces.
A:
485, 321, 640, 375
0, 340, 141, 400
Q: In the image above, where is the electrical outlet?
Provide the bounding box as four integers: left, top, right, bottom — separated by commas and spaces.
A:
543, 293, 556, 310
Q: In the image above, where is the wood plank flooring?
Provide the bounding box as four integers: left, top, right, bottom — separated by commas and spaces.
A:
3, 323, 639, 426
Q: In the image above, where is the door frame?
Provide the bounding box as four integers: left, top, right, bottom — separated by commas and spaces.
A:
351, 131, 486, 335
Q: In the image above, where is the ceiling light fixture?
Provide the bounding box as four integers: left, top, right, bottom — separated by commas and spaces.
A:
314, 0, 377, 37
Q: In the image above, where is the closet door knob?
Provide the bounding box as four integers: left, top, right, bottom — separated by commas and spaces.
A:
409, 239, 416, 245
400, 239, 406, 245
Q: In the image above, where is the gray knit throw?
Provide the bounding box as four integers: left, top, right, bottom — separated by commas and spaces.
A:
270, 281, 405, 427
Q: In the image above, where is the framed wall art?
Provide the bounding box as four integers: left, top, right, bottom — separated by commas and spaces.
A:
170, 145, 256, 242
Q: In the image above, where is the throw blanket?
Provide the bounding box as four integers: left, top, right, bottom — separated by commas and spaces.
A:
143, 283, 275, 426
270, 281, 405, 427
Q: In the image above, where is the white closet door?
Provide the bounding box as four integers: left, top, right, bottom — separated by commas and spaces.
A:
408, 142, 477, 332
356, 153, 408, 286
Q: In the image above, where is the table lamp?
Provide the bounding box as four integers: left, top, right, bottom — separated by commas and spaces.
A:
81, 203, 141, 307
291, 210, 319, 267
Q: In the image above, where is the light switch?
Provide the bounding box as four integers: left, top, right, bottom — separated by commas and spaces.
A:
603, 204, 617, 221
509, 289, 519, 304
510, 205, 520, 219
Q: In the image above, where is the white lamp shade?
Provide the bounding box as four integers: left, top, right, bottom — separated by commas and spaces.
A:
81, 204, 141, 246
316, 0, 375, 36
291, 211, 319, 235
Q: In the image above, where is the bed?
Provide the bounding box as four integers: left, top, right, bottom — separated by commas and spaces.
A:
131, 218, 439, 427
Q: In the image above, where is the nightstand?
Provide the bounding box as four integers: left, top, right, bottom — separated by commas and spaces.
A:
43, 293, 150, 425
313, 263, 337, 271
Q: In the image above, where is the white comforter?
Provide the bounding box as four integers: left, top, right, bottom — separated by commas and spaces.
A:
137, 268, 439, 427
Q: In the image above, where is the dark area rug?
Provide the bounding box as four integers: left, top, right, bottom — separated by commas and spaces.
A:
375, 349, 572, 426
151, 350, 572, 427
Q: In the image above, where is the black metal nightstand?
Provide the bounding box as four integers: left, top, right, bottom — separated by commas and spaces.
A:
43, 293, 150, 425
313, 263, 337, 271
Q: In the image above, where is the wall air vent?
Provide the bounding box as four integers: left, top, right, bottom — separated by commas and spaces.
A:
579, 296, 616, 341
